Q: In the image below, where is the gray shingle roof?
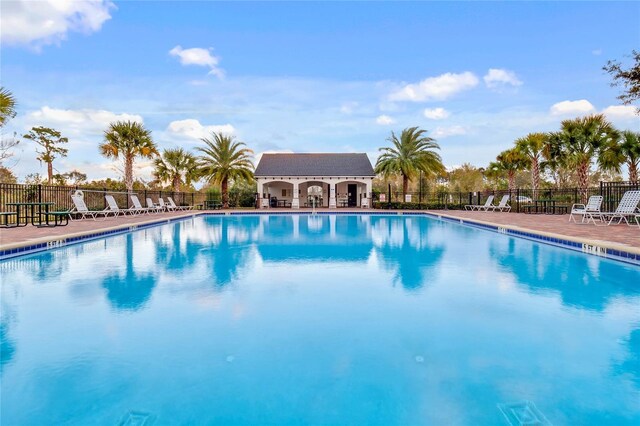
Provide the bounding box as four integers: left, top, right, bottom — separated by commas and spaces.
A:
255, 153, 375, 177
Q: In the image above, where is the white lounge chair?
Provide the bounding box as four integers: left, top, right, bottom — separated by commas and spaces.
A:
130, 195, 151, 214
597, 190, 640, 226
105, 195, 143, 216
465, 195, 495, 211
167, 196, 192, 211
569, 195, 603, 224
158, 198, 175, 212
147, 198, 163, 213
104, 195, 124, 216
70, 191, 114, 220
488, 194, 511, 212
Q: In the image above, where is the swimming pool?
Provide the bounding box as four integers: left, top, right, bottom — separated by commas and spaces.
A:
1, 214, 639, 425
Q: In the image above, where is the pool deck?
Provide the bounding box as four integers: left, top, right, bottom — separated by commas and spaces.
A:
0, 208, 638, 254
431, 210, 639, 253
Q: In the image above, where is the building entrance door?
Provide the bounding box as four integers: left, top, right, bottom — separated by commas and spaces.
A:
347, 184, 357, 207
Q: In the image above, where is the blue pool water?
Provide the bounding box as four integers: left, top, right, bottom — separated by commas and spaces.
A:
1, 214, 639, 425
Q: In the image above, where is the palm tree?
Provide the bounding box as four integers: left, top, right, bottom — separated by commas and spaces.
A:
375, 126, 445, 196
515, 132, 547, 197
488, 148, 528, 191
0, 87, 17, 127
153, 148, 198, 191
617, 130, 640, 185
196, 132, 254, 208
100, 121, 158, 191
548, 114, 619, 201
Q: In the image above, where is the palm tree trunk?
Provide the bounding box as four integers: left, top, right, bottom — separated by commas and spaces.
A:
47, 162, 53, 183
124, 155, 134, 191
222, 177, 229, 208
402, 174, 408, 199
508, 171, 516, 191
629, 160, 639, 186
173, 176, 181, 192
531, 159, 540, 199
577, 160, 589, 203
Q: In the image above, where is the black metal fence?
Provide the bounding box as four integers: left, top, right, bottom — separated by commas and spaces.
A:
2, 181, 637, 216
373, 181, 638, 213
600, 181, 639, 212
0, 183, 207, 215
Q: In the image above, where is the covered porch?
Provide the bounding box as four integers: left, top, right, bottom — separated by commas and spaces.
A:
257, 178, 372, 209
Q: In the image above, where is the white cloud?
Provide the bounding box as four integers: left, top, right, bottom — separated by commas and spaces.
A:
601, 105, 637, 120
0, 0, 114, 48
169, 45, 224, 78
389, 72, 479, 102
483, 68, 523, 89
432, 126, 467, 138
592, 49, 602, 56
27, 106, 143, 136
550, 100, 596, 116
423, 107, 450, 120
167, 119, 235, 140
376, 115, 396, 125
16, 106, 146, 181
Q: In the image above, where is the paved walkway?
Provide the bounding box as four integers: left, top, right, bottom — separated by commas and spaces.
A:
432, 210, 639, 250
1, 209, 638, 251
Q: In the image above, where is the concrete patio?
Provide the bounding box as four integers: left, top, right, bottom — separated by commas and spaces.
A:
434, 210, 640, 252
0, 208, 638, 254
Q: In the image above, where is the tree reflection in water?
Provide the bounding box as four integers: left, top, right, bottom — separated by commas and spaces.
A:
370, 216, 446, 291
489, 238, 640, 312
204, 216, 259, 287
0, 322, 15, 373
614, 328, 640, 389
102, 233, 157, 312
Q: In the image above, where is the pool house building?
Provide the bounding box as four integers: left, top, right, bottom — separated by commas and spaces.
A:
254, 153, 375, 208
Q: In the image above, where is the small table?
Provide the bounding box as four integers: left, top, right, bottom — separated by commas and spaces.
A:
338, 200, 348, 207
6, 202, 59, 227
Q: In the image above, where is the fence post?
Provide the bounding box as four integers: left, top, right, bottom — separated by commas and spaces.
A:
516, 188, 520, 213
103, 187, 107, 208
38, 184, 42, 204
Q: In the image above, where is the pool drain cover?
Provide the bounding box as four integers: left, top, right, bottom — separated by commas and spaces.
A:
497, 401, 551, 426
118, 410, 155, 426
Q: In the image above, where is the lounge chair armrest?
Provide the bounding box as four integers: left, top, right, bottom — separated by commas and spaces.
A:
571, 203, 585, 209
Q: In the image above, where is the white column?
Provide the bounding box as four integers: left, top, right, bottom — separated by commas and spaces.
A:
260, 181, 270, 208
257, 180, 264, 209
363, 180, 372, 208
291, 181, 300, 209
329, 183, 336, 208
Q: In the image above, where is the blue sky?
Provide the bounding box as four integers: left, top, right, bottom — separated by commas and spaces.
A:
1, 1, 639, 181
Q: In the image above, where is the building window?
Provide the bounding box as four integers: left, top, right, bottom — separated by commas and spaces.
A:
282, 189, 287, 197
